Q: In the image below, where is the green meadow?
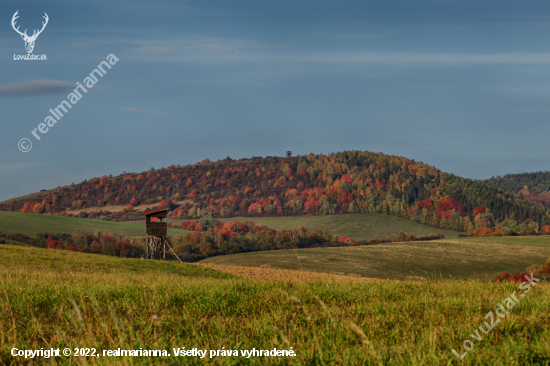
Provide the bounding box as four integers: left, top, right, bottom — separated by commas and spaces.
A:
0, 211, 187, 238
1, 245, 549, 365
215, 213, 461, 241
202, 236, 550, 280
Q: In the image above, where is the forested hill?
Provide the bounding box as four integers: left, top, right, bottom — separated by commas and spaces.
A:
484, 171, 550, 209
2, 151, 549, 233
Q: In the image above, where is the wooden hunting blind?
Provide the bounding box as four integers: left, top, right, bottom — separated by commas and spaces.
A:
141, 209, 169, 260
143, 209, 168, 236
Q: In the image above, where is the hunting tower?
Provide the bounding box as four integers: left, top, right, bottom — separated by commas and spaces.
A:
141, 209, 169, 260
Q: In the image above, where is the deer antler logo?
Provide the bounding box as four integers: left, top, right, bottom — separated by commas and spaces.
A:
12, 11, 49, 54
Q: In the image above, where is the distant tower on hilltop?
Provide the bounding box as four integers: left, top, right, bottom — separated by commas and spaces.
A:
286, 151, 292, 158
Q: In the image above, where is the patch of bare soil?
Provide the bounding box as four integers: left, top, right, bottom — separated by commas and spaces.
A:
196, 263, 385, 283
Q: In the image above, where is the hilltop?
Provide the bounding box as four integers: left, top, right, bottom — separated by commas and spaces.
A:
1, 150, 549, 234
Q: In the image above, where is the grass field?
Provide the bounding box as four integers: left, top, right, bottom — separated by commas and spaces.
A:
215, 214, 461, 241
0, 211, 188, 238
1, 244, 549, 365
201, 236, 550, 280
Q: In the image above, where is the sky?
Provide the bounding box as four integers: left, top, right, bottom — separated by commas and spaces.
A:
1, 0, 550, 201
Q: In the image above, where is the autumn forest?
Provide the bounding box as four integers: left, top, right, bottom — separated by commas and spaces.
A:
2, 150, 550, 235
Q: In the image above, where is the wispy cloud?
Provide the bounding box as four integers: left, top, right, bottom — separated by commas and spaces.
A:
0, 80, 75, 97
135, 43, 232, 55
136, 46, 175, 55
120, 107, 168, 115
187, 44, 231, 52
313, 52, 550, 65
129, 43, 550, 65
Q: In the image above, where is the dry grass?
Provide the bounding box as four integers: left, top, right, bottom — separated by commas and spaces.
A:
201, 236, 550, 280
1, 245, 550, 365
197, 263, 384, 283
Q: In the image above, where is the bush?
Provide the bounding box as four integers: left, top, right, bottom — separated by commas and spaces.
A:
2, 233, 35, 245
493, 271, 530, 283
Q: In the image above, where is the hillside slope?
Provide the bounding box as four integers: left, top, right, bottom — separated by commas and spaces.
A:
2, 150, 549, 233
201, 236, 550, 280
4, 244, 550, 364
0, 211, 188, 237
216, 214, 460, 241
484, 171, 550, 208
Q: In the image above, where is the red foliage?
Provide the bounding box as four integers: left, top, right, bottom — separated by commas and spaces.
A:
46, 236, 63, 249
436, 197, 465, 216
21, 202, 33, 213
473, 206, 485, 216
158, 199, 170, 210
181, 220, 203, 231
338, 236, 354, 243
340, 174, 352, 184
493, 271, 530, 284
418, 198, 433, 210
173, 208, 185, 218
285, 189, 299, 198
468, 227, 501, 237
253, 225, 269, 233
336, 189, 348, 204
304, 199, 319, 213
248, 202, 262, 213
222, 221, 250, 234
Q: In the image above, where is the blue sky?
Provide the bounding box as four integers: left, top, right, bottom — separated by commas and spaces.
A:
1, 0, 550, 201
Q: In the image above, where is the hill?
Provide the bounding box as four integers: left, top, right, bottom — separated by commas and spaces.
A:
2, 244, 550, 364
2, 150, 549, 235
216, 214, 460, 241
201, 236, 550, 280
0, 211, 188, 238
484, 171, 550, 208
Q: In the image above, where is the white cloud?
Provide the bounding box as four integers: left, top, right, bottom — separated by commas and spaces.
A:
0, 80, 75, 97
